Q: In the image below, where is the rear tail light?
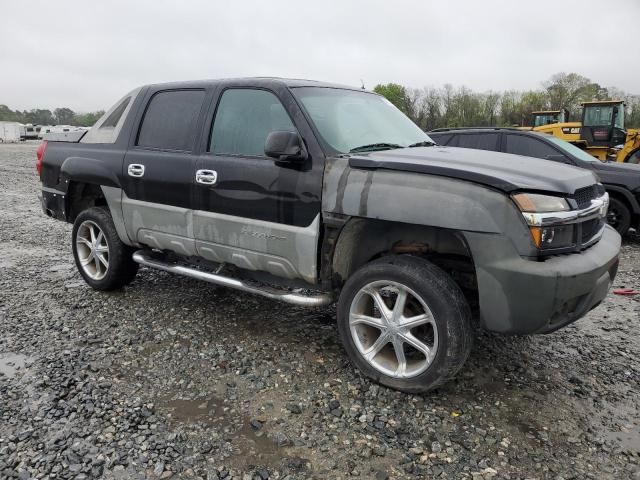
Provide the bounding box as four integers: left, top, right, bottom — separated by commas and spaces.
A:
36, 141, 48, 175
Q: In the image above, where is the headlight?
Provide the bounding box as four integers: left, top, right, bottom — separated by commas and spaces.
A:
512, 193, 570, 213
512, 193, 574, 250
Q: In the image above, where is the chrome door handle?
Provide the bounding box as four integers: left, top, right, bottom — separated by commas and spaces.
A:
127, 164, 145, 178
195, 169, 218, 185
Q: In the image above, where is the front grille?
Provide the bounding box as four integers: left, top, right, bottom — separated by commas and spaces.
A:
580, 218, 603, 244
572, 185, 598, 209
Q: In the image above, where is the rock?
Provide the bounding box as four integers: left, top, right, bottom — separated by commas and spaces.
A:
154, 462, 165, 476
0, 143, 636, 480
250, 419, 263, 430
375, 470, 388, 480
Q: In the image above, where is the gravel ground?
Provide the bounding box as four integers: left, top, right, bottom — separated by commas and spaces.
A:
0, 142, 639, 480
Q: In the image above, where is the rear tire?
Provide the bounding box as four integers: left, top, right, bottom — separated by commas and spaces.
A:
72, 207, 138, 290
337, 255, 472, 393
607, 197, 631, 236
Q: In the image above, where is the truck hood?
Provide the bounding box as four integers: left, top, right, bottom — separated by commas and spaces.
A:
590, 160, 640, 191
349, 146, 597, 194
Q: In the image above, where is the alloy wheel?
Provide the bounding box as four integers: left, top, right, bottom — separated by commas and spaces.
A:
75, 220, 110, 280
349, 280, 438, 379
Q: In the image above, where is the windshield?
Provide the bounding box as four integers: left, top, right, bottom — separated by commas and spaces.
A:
292, 87, 433, 153
583, 104, 624, 129
542, 134, 600, 162
534, 114, 559, 127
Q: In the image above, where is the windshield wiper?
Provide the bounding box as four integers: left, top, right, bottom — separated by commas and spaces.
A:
407, 140, 436, 148
349, 143, 403, 153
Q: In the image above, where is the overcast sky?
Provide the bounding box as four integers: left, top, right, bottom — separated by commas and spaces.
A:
1, 0, 639, 112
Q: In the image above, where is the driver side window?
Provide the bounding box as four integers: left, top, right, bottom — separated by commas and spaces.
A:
210, 89, 297, 157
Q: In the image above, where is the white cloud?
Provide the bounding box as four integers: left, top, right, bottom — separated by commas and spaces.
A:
1, 0, 638, 111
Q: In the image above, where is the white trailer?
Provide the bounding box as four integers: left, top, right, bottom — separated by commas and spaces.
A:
23, 124, 39, 140
48, 125, 86, 134
37, 126, 54, 139
0, 122, 24, 143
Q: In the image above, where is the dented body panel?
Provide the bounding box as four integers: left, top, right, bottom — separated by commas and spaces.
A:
322, 155, 535, 255
38, 77, 620, 336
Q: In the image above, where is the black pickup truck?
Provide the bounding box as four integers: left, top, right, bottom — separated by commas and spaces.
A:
38, 78, 621, 393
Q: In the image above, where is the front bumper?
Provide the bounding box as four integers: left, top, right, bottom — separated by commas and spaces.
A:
464, 225, 621, 334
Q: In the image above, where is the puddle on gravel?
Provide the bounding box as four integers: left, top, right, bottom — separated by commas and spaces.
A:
0, 352, 31, 378
160, 394, 290, 468
164, 397, 217, 423
602, 427, 640, 453
597, 401, 640, 454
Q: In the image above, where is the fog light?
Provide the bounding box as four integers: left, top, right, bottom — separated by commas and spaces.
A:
542, 228, 555, 244
529, 225, 574, 249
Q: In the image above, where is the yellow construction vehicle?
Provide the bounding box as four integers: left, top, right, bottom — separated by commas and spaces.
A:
533, 100, 640, 163
531, 108, 569, 127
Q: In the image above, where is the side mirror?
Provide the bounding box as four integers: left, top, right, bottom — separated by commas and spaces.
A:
265, 131, 308, 163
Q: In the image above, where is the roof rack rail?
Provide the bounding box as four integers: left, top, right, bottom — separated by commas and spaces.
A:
429, 126, 523, 133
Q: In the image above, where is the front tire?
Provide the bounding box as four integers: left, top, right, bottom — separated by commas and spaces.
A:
72, 207, 138, 290
607, 197, 631, 236
337, 255, 472, 393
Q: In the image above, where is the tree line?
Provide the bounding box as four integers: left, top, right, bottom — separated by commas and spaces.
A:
374, 72, 640, 131
0, 105, 104, 127
1, 72, 637, 130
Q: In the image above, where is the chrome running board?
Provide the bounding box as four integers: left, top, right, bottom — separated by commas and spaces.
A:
132, 250, 333, 307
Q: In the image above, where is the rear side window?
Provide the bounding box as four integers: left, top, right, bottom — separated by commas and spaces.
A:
137, 90, 206, 151
82, 88, 140, 144
210, 89, 296, 157
455, 133, 499, 151
505, 135, 561, 159
102, 98, 130, 128
430, 133, 452, 145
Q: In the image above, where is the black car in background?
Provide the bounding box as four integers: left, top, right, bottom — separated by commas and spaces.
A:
429, 128, 640, 235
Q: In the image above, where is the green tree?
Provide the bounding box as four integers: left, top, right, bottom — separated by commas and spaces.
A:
0, 105, 21, 122
74, 111, 104, 127
544, 72, 600, 117
24, 109, 55, 125
373, 83, 411, 114
418, 87, 443, 130
54, 107, 75, 125
483, 92, 501, 126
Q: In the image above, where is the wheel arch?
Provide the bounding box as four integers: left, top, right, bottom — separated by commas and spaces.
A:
605, 185, 640, 216
330, 217, 478, 312
60, 156, 121, 189
65, 182, 134, 246
65, 182, 108, 222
